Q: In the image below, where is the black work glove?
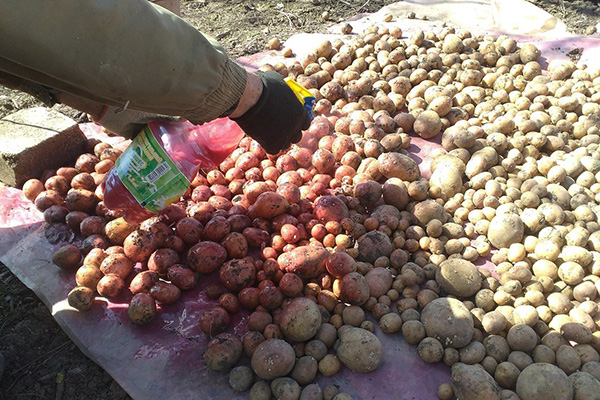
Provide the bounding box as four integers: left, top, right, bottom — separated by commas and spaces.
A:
232, 71, 311, 154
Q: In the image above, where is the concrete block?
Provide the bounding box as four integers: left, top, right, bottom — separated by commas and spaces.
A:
0, 107, 86, 187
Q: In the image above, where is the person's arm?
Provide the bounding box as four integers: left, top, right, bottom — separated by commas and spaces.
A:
0, 0, 245, 122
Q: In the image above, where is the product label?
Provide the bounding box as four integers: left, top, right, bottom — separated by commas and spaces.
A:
115, 125, 190, 213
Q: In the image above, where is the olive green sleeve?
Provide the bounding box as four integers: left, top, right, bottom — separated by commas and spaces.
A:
0, 0, 247, 123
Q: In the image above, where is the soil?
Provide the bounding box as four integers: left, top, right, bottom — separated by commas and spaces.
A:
0, 1, 599, 399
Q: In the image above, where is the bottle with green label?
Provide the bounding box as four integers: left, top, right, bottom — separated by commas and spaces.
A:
102, 117, 245, 222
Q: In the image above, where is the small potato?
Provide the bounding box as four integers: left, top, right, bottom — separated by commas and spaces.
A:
175, 217, 203, 244
22, 178, 45, 201
200, 306, 230, 336
70, 173, 96, 191
104, 217, 139, 245
82, 248, 107, 268
222, 232, 249, 259
52, 244, 82, 270
188, 241, 227, 274
167, 265, 197, 290
43, 205, 69, 223
147, 248, 180, 276
100, 253, 133, 279
35, 190, 64, 211
44, 175, 70, 195
67, 286, 95, 311
204, 333, 243, 372
123, 229, 158, 263
79, 216, 106, 237
75, 153, 100, 173
253, 192, 289, 219
326, 251, 356, 279
150, 281, 181, 304
65, 211, 89, 232
65, 189, 97, 213
75, 264, 103, 289
129, 270, 159, 294
128, 293, 157, 325
334, 272, 370, 306
96, 274, 125, 298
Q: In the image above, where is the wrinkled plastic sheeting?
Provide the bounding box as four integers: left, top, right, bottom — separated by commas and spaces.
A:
2, 1, 600, 399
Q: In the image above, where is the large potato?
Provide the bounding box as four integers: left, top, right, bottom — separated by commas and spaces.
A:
336, 328, 382, 372
251, 339, 296, 380
436, 258, 482, 298
219, 258, 256, 292
277, 246, 330, 279
333, 272, 370, 306
51, 244, 82, 270
280, 297, 322, 342
104, 217, 139, 245
422, 298, 474, 348
516, 363, 573, 400
377, 152, 421, 181
488, 214, 525, 249
451, 363, 501, 400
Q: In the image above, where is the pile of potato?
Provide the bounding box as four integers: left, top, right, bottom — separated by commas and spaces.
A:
21, 20, 600, 400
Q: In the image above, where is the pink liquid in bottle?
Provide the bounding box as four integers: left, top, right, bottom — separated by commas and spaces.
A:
102, 118, 245, 223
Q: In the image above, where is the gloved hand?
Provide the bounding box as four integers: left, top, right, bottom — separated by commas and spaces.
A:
232, 71, 311, 154
94, 106, 182, 139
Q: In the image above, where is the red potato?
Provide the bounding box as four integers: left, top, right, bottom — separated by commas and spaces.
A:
43, 205, 69, 223
93, 142, 111, 158
140, 219, 173, 247
227, 215, 252, 233
65, 211, 89, 232
222, 232, 249, 259
56, 167, 79, 181
164, 235, 185, 253
326, 251, 356, 278
333, 271, 370, 305
160, 203, 186, 225
219, 258, 256, 292
281, 224, 301, 244
313, 196, 349, 222
200, 306, 230, 336
244, 182, 272, 204
35, 190, 64, 211
123, 229, 158, 263
167, 265, 197, 290
80, 216, 106, 237
277, 245, 330, 279
147, 248, 180, 276
191, 186, 212, 202
175, 217, 203, 244
100, 253, 133, 280
128, 293, 157, 325
100, 147, 123, 162
219, 293, 240, 314
276, 183, 302, 204
238, 287, 261, 310
22, 179, 45, 202
187, 241, 227, 274
75, 153, 100, 173
203, 216, 231, 242
52, 244, 82, 270
94, 159, 114, 174
65, 189, 97, 213
188, 202, 215, 224
71, 173, 96, 191
96, 274, 125, 298
208, 195, 232, 211
150, 282, 181, 304
129, 270, 160, 294
80, 234, 109, 255
278, 272, 304, 297
242, 227, 271, 248
44, 175, 70, 195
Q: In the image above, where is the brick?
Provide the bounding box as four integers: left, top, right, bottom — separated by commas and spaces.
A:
0, 107, 86, 187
